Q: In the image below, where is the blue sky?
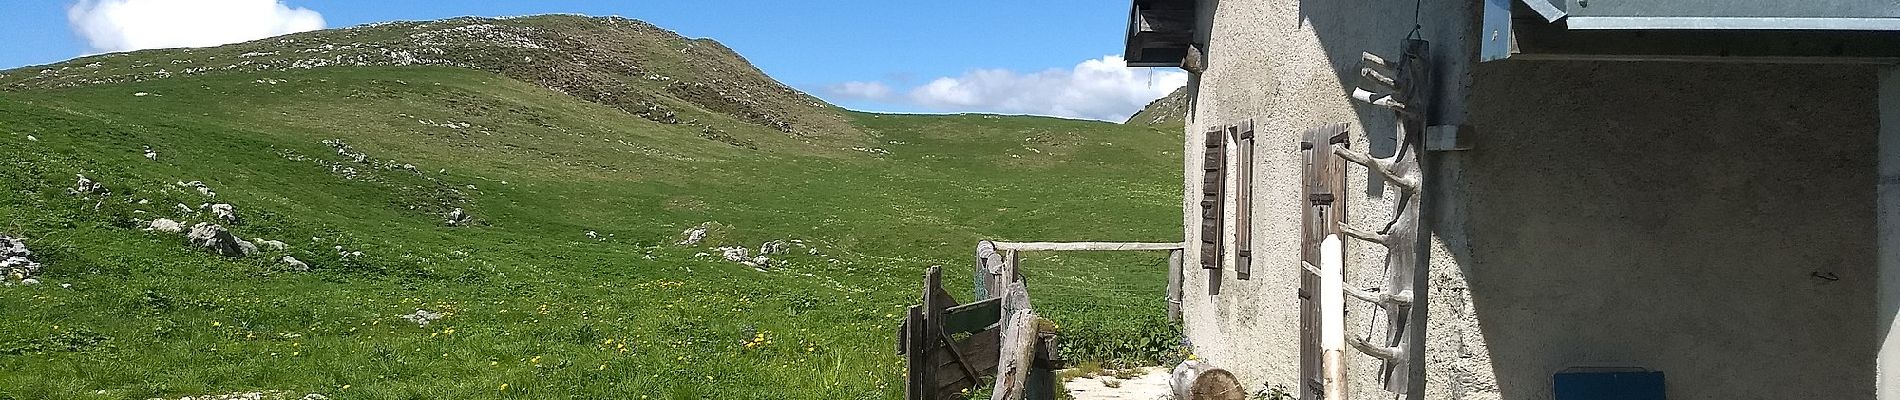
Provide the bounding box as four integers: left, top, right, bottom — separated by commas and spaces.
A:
1, 0, 1186, 121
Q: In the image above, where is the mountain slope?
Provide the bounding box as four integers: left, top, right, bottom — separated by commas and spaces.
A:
0, 16, 1185, 400
1, 15, 860, 145
1125, 85, 1188, 128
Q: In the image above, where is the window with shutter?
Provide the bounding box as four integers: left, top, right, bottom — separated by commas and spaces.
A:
1200, 128, 1225, 272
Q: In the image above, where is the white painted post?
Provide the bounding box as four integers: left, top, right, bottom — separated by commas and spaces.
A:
1320, 234, 1346, 400
1878, 66, 1900, 400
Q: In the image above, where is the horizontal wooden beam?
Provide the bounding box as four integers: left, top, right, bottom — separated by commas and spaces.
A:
989, 241, 1185, 252
1508, 20, 1900, 63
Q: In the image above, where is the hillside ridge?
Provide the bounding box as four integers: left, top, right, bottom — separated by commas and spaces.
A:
1125, 85, 1188, 127
0, 14, 859, 141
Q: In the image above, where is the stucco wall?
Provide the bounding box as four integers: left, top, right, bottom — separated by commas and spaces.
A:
1448, 61, 1879, 400
1182, 1, 1879, 399
1180, 0, 1477, 397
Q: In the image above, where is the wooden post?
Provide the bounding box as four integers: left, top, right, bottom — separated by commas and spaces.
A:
976, 240, 1005, 300
992, 310, 1040, 400
920, 267, 944, 400
1319, 235, 1346, 400
1028, 334, 1060, 400
1167, 248, 1184, 321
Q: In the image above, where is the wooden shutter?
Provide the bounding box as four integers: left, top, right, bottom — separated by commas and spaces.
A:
1299, 123, 1349, 400
1233, 121, 1255, 280
1199, 127, 1225, 272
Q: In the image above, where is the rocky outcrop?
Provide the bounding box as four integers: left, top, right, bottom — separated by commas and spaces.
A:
1, 236, 43, 285
444, 208, 469, 226
186, 223, 255, 257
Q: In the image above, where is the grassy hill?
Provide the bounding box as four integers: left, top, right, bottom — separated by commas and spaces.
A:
0, 15, 1183, 400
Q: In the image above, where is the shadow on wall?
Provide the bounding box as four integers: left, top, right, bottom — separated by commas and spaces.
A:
1462, 61, 1878, 400
1286, 0, 1879, 398
1285, 0, 1485, 396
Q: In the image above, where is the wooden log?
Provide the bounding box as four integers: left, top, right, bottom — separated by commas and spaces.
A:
1339, 224, 1388, 245
1359, 67, 1396, 88
1350, 87, 1408, 111
988, 241, 1186, 251
991, 310, 1040, 400
1171, 360, 1248, 400
1333, 145, 1419, 192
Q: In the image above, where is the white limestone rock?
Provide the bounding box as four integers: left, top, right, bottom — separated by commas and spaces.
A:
186, 223, 255, 257
281, 256, 309, 272
147, 218, 184, 234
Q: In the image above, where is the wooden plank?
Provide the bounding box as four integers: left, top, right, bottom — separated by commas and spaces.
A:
988, 241, 1186, 252
1508, 21, 1900, 63
920, 267, 945, 400
1166, 249, 1184, 321
943, 297, 1004, 336
1234, 121, 1255, 280
931, 328, 1003, 390
905, 305, 928, 400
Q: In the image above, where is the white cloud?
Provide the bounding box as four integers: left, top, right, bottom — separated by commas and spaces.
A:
68, 0, 326, 53
823, 81, 894, 101
826, 56, 1188, 122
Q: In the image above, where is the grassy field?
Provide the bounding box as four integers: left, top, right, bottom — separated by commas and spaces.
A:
0, 65, 1182, 399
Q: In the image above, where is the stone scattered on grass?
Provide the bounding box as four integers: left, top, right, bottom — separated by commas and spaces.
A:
281, 256, 309, 272
253, 238, 288, 251
69, 174, 108, 196
143, 145, 158, 160
176, 181, 216, 197
401, 309, 443, 327
444, 208, 469, 226
719, 246, 748, 263
201, 203, 239, 225
144, 390, 328, 400
758, 240, 790, 255
147, 218, 184, 234
174, 203, 196, 215
677, 222, 712, 245
1, 236, 43, 285
187, 223, 255, 257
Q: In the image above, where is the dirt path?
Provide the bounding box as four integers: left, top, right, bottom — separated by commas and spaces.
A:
1065, 367, 1173, 400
